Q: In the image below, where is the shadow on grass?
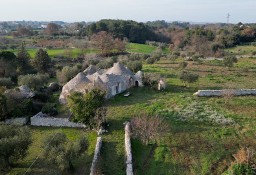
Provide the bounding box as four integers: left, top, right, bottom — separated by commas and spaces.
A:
132, 139, 184, 175
101, 141, 125, 175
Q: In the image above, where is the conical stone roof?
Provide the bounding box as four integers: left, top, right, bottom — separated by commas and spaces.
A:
106, 62, 133, 76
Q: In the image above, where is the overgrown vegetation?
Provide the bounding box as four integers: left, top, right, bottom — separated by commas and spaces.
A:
0, 125, 32, 170
43, 132, 88, 172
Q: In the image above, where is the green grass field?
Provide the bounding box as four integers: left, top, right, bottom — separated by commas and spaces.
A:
225, 45, 256, 55
99, 57, 256, 175
126, 43, 157, 54
3, 43, 256, 174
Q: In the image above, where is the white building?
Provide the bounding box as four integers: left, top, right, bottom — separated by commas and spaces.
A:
59, 62, 143, 104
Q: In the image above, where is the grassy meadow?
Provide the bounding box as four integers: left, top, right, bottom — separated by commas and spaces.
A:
100, 57, 256, 174
3, 44, 256, 175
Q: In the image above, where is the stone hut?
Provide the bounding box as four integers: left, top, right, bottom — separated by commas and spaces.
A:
59, 62, 143, 104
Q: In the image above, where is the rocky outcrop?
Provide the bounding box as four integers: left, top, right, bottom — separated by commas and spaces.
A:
125, 122, 133, 175
194, 89, 256, 97
30, 112, 86, 128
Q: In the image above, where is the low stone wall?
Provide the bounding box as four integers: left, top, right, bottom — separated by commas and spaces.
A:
30, 112, 86, 128
125, 122, 133, 175
5, 117, 29, 126
90, 137, 102, 175
194, 89, 256, 97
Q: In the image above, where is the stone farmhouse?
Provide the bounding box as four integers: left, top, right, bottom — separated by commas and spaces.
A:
59, 62, 143, 104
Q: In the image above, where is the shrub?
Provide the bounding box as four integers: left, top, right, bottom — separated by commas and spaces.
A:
179, 61, 188, 69
0, 125, 32, 169
232, 147, 256, 174
126, 61, 142, 73
146, 57, 156, 64
223, 56, 238, 67
41, 103, 58, 116
43, 132, 88, 172
130, 114, 170, 145
18, 73, 49, 90
0, 77, 14, 88
57, 65, 80, 85
143, 73, 161, 89
179, 70, 199, 86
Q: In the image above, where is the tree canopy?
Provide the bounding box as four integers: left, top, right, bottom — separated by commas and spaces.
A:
0, 125, 32, 169
43, 132, 88, 172
32, 49, 51, 73
82, 19, 160, 43
67, 89, 105, 128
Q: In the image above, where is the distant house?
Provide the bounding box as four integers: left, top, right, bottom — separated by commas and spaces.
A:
59, 62, 143, 104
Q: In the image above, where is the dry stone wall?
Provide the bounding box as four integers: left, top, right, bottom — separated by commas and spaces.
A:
125, 122, 133, 175
194, 89, 256, 97
30, 112, 86, 128
90, 137, 102, 175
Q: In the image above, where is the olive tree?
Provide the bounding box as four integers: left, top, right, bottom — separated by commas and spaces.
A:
0, 125, 32, 169
18, 73, 49, 90
179, 70, 199, 87
43, 132, 88, 172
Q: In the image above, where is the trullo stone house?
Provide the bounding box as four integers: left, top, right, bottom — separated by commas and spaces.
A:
59, 62, 143, 104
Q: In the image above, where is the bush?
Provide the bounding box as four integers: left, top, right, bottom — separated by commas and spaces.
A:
143, 73, 161, 89
43, 132, 88, 172
146, 57, 156, 64
179, 70, 199, 86
18, 73, 49, 90
130, 114, 170, 145
179, 61, 188, 69
41, 103, 58, 116
96, 60, 113, 69
0, 125, 32, 169
0, 77, 14, 88
57, 65, 80, 84
223, 56, 238, 67
126, 61, 142, 73
9, 99, 34, 118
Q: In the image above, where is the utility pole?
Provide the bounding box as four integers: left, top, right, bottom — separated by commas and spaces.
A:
227, 13, 230, 24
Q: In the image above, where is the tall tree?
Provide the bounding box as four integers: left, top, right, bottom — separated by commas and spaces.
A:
0, 51, 17, 78
91, 31, 114, 55
67, 89, 105, 128
44, 23, 60, 35
0, 87, 7, 121
32, 49, 51, 73
16, 42, 31, 74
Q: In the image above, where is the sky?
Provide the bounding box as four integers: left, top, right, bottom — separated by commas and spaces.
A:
0, 0, 255, 23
